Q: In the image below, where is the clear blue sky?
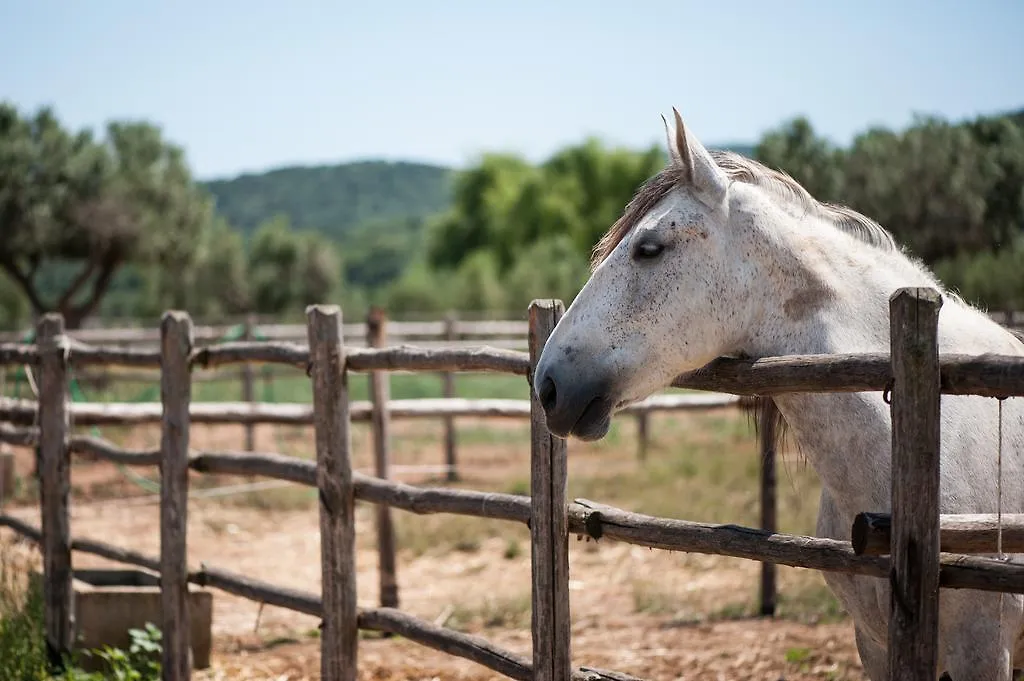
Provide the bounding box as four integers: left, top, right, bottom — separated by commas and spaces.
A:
2, 0, 1022, 180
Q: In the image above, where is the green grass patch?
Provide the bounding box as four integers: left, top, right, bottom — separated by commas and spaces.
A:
775, 579, 847, 624
567, 413, 817, 531
393, 513, 529, 559
21, 369, 533, 405
0, 546, 48, 681
631, 578, 691, 617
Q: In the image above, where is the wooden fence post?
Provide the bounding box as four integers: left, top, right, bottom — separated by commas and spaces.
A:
443, 312, 458, 481
887, 287, 942, 680
307, 305, 357, 681
367, 307, 398, 609
37, 313, 72, 668
161, 311, 194, 681
758, 399, 778, 617
528, 299, 571, 681
241, 314, 256, 452
635, 411, 649, 462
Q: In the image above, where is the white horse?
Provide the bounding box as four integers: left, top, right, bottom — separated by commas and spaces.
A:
533, 109, 1024, 680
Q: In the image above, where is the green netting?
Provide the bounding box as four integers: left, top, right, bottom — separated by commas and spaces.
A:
67, 366, 163, 494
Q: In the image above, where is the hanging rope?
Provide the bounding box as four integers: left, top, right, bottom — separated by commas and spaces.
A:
996, 397, 1008, 654
998, 398, 1005, 559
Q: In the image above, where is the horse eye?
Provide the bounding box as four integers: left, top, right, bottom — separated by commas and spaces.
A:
633, 240, 665, 260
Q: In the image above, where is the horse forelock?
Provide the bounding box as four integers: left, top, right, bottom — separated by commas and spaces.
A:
589, 165, 688, 270
589, 150, 899, 272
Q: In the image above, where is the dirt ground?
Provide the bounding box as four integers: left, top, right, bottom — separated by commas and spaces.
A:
0, 414, 869, 681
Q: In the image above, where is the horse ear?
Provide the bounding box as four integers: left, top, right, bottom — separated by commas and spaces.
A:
671, 108, 729, 208
661, 114, 684, 166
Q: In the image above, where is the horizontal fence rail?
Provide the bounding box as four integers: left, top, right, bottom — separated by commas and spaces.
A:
6, 341, 1024, 399
0, 393, 738, 427
852, 512, 1024, 557
3, 311, 1022, 347
0, 319, 534, 348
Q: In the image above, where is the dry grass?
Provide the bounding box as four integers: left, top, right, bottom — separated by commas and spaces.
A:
448, 590, 533, 631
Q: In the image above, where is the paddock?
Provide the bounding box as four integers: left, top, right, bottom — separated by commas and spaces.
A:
2, 290, 1024, 680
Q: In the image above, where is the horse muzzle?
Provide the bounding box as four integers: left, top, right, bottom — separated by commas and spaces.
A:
533, 352, 616, 441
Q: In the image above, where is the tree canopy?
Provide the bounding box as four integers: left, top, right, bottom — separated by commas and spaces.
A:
755, 110, 1024, 309
0, 103, 352, 329
2, 100, 1022, 328
0, 103, 214, 327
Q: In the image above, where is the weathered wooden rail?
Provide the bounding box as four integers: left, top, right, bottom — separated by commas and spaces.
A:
1, 290, 1023, 681
0, 317, 535, 348
0, 392, 738, 427
3, 310, 1021, 347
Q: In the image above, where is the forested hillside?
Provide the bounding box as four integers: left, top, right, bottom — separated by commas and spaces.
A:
202, 148, 755, 238
203, 160, 453, 237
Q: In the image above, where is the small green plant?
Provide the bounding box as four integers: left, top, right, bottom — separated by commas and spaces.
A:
82, 623, 163, 681
785, 646, 812, 664
503, 538, 521, 560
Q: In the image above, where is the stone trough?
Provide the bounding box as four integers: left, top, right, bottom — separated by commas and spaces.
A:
41, 568, 214, 671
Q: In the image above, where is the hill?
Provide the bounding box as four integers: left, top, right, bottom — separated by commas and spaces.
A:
202, 143, 756, 242
717, 143, 756, 158
203, 160, 454, 238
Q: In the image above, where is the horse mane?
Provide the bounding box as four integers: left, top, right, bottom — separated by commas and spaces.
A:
590, 150, 897, 270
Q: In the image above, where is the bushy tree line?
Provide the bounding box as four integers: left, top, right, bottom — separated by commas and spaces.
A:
0, 103, 342, 329
378, 110, 1024, 316
373, 139, 667, 315
756, 112, 1024, 310
2, 100, 1022, 329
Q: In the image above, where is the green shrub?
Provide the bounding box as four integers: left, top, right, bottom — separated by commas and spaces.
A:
0, 547, 163, 681
0, 561, 48, 681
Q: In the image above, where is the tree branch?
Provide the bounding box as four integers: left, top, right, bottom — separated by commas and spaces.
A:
55, 259, 99, 310
0, 254, 47, 314
64, 253, 121, 329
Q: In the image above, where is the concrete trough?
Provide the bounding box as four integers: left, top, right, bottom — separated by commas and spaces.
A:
37, 568, 213, 671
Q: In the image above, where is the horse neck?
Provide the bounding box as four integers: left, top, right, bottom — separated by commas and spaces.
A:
731, 205, 1024, 519
743, 222, 940, 517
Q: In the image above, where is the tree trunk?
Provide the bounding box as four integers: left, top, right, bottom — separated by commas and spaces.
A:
61, 257, 119, 330
0, 255, 121, 331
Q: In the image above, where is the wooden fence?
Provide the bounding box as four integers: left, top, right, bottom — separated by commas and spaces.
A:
2, 291, 1024, 680
0, 311, 685, 475
5, 306, 1021, 475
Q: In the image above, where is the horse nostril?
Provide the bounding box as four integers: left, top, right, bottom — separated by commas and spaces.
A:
539, 376, 558, 412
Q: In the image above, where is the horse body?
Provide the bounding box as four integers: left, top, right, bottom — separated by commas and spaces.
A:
534, 109, 1024, 679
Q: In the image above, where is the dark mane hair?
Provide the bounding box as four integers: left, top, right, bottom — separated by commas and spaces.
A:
590, 150, 896, 270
